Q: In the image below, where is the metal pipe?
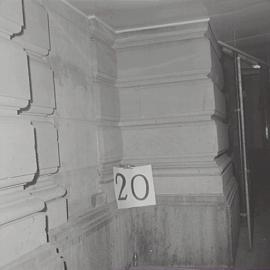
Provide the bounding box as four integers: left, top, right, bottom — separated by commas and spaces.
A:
219, 40, 268, 67
236, 55, 253, 249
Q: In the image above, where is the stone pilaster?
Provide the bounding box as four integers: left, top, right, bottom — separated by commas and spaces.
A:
114, 19, 240, 267
89, 17, 122, 204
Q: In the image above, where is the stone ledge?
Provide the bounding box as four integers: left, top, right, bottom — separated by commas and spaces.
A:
117, 70, 209, 88
0, 192, 44, 225
49, 205, 112, 246
0, 243, 64, 270
119, 112, 225, 128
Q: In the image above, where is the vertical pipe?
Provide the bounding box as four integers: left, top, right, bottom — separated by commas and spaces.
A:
236, 55, 253, 249
235, 55, 245, 215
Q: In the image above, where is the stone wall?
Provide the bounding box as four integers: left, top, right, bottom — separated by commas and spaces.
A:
0, 1, 239, 269
0, 0, 117, 269
0, 0, 65, 268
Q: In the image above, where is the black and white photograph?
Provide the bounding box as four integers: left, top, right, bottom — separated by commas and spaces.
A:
1, 0, 270, 269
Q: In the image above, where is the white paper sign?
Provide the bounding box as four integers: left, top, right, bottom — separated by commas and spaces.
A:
113, 165, 156, 209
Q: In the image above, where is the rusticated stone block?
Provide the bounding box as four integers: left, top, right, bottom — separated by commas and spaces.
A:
23, 56, 55, 116
0, 39, 30, 112
13, 0, 50, 56
0, 213, 47, 268
32, 121, 59, 176
0, 118, 36, 187
0, 0, 24, 38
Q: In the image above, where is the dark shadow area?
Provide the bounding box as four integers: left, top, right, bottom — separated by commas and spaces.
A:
235, 149, 270, 269
222, 49, 270, 269
234, 68, 270, 269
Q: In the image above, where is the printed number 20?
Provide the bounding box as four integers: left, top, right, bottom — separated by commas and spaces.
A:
115, 173, 149, 201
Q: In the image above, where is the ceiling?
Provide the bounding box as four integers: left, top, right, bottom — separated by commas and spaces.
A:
65, 0, 270, 61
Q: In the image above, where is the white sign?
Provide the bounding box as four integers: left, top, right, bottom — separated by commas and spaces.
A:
113, 165, 156, 209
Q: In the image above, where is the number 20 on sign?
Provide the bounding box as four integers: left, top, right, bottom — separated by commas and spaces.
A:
113, 165, 156, 209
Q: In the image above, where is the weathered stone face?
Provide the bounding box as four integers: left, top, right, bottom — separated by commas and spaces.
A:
0, 1, 239, 269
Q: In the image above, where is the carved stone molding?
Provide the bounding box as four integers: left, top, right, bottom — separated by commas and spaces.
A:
0, 39, 30, 113
32, 121, 59, 176
0, 190, 44, 226
13, 0, 50, 56
97, 125, 122, 162
0, 116, 46, 268
114, 19, 210, 49
49, 205, 111, 246
121, 120, 228, 161
117, 70, 209, 88
89, 16, 115, 47
27, 121, 67, 229
123, 153, 231, 176
89, 17, 117, 83
29, 180, 67, 230
116, 38, 215, 89
49, 205, 113, 270
22, 55, 55, 116
115, 20, 224, 102
0, 0, 24, 39
90, 16, 121, 203
93, 81, 119, 122
119, 112, 223, 128
98, 160, 121, 184
0, 118, 36, 188
1, 243, 65, 270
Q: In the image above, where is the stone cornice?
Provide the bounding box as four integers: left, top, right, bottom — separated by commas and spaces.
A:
114, 19, 210, 49
62, 0, 211, 44
86, 13, 211, 50
86, 15, 210, 48
115, 18, 209, 34
89, 16, 116, 46
61, 2, 215, 53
